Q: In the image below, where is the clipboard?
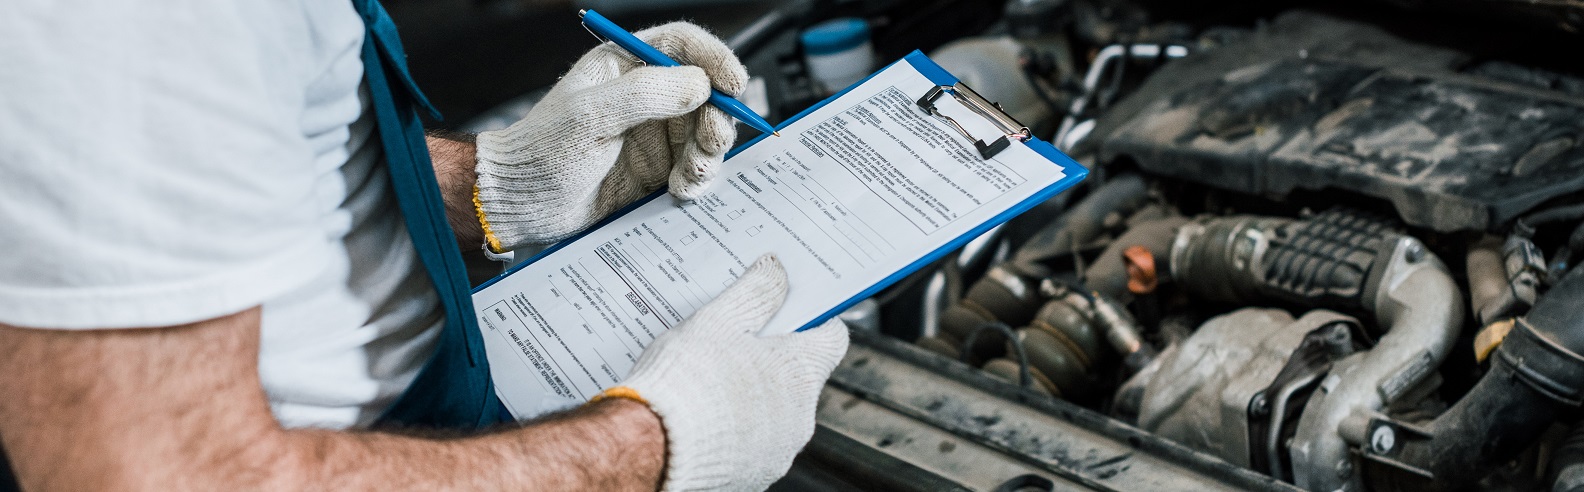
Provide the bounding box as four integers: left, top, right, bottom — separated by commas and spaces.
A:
474, 50, 1088, 332
474, 50, 1087, 418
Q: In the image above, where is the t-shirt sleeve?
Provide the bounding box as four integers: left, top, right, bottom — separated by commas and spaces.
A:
0, 3, 338, 328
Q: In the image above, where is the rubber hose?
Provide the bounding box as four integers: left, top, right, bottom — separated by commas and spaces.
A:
939, 269, 1043, 343
1008, 173, 1149, 276
1012, 299, 1110, 398
1528, 265, 1584, 349
1523, 203, 1584, 228
1375, 352, 1564, 491
1083, 216, 1188, 299
1380, 273, 1584, 491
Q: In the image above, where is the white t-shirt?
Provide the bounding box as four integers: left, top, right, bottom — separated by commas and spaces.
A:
0, 1, 442, 429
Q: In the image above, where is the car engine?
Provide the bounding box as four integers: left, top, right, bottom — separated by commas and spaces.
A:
729, 2, 1584, 490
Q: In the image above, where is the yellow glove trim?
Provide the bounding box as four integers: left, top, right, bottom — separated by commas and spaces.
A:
588, 386, 650, 406
473, 185, 505, 254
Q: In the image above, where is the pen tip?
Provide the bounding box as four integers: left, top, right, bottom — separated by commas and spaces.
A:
773, 131, 781, 137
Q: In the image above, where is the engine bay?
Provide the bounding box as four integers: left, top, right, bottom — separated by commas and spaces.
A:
727, 2, 1584, 490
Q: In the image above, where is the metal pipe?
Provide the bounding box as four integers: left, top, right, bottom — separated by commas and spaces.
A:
1088, 292, 1156, 374
725, 6, 796, 56
920, 270, 948, 340
1288, 237, 1462, 491
1466, 236, 1509, 326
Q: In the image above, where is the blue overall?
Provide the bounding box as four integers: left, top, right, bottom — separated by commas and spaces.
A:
352, 0, 503, 430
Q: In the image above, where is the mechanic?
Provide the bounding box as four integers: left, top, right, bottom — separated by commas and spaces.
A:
0, 1, 847, 490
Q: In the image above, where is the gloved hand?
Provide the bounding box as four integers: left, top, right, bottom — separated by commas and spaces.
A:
474, 22, 747, 252
596, 254, 850, 491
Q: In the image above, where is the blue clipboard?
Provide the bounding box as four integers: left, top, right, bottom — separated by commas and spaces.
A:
475, 50, 1089, 332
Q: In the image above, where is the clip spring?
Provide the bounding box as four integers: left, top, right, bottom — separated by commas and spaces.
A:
916, 84, 1031, 159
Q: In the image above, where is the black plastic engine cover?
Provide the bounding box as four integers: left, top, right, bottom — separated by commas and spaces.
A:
1092, 12, 1584, 232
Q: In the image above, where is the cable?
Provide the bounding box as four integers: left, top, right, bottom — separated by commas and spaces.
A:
1518, 202, 1584, 234
1020, 49, 1067, 125
1547, 219, 1584, 283
960, 322, 1032, 389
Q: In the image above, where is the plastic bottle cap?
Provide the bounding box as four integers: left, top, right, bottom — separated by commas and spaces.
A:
800, 18, 871, 56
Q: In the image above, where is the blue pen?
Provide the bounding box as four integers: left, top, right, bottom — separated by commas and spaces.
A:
580, 9, 780, 137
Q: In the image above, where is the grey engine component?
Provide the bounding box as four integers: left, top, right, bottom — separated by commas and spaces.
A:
1131, 308, 1358, 480
1090, 11, 1584, 232
1130, 210, 1462, 490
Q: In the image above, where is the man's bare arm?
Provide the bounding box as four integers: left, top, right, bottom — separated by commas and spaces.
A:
0, 309, 665, 491
428, 130, 485, 251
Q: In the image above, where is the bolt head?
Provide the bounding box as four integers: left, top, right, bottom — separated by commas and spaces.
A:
1404, 243, 1425, 263
1328, 325, 1350, 343
1335, 459, 1354, 478
1249, 393, 1270, 417
1370, 425, 1397, 454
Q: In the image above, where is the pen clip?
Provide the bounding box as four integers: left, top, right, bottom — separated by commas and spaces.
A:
916, 84, 1031, 160
581, 21, 612, 45
579, 12, 646, 66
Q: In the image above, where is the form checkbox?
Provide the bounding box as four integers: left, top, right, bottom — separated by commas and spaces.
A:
680, 235, 695, 245
747, 226, 762, 237
728, 210, 743, 220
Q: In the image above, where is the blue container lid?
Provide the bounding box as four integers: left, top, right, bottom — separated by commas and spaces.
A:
800, 18, 871, 56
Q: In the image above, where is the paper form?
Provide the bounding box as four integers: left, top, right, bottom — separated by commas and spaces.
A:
476, 59, 1070, 418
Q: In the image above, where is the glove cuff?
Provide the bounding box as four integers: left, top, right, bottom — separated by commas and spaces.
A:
474, 127, 598, 249
623, 364, 740, 491
471, 185, 506, 254
588, 385, 650, 406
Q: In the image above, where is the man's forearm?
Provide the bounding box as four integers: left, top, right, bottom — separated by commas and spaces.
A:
427, 130, 485, 251
285, 399, 664, 490
0, 310, 666, 491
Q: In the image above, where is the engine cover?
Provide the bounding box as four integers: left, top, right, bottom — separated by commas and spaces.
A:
1092, 12, 1584, 232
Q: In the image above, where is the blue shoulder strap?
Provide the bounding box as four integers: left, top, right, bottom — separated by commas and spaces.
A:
351, 0, 502, 430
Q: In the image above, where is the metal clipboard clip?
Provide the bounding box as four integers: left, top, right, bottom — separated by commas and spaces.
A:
916, 83, 1032, 160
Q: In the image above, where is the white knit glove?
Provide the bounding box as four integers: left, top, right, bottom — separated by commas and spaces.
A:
599, 254, 849, 491
474, 22, 748, 251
